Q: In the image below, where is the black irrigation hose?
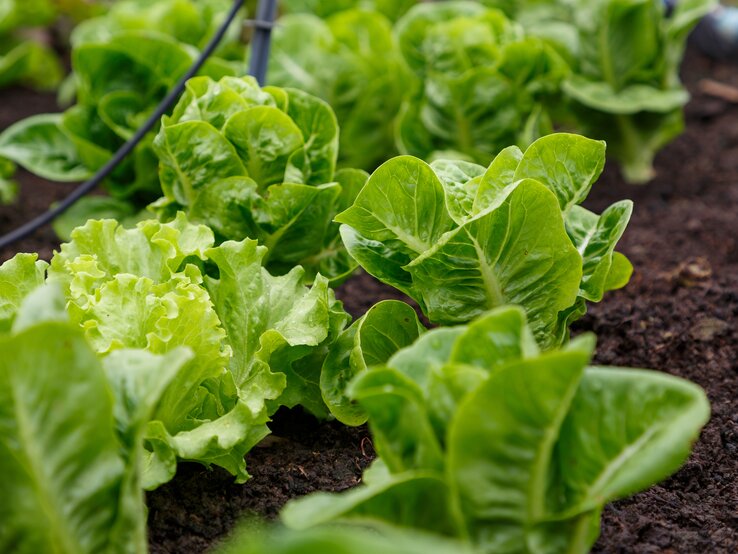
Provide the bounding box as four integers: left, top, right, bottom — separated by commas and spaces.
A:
249, 0, 278, 85
0, 0, 270, 251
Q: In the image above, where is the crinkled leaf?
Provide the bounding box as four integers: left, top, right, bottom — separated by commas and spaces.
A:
512, 133, 606, 214
0, 253, 47, 331
49, 214, 215, 287
155, 119, 248, 206
203, 239, 349, 415
430, 159, 486, 223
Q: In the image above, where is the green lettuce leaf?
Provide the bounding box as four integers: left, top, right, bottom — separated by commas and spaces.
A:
203, 239, 350, 418
0, 319, 132, 554
556, 0, 715, 182
268, 10, 410, 170
218, 524, 477, 554
0, 286, 194, 553
0, 252, 47, 331
394, 2, 565, 164
321, 300, 425, 425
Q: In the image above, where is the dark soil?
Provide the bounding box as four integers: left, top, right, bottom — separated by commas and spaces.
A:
1, 46, 737, 553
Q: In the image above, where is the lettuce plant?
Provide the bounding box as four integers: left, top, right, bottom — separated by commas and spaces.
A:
0, 0, 246, 228
395, 1, 568, 165
0, 0, 65, 91
152, 75, 366, 281
268, 9, 410, 170
0, 284, 190, 554
280, 0, 418, 22
0, 213, 350, 489
483, 0, 716, 182
282, 306, 710, 554
337, 133, 633, 349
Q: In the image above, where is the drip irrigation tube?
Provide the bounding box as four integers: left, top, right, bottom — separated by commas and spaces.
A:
0, 0, 278, 251
249, 0, 278, 85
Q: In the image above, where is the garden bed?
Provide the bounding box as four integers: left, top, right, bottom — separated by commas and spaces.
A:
1, 45, 736, 553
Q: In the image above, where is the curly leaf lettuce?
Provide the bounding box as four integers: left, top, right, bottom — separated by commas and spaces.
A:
153, 75, 366, 281
0, 252, 47, 331
282, 306, 710, 553
337, 133, 631, 348
1, 213, 351, 488
202, 238, 351, 418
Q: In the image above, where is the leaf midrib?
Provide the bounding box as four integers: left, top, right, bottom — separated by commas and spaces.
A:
10, 370, 80, 554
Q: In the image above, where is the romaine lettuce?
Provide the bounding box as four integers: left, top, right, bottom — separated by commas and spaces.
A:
395, 1, 568, 165
337, 133, 632, 349
153, 75, 367, 281
482, 0, 716, 182
268, 9, 410, 170
283, 305, 710, 554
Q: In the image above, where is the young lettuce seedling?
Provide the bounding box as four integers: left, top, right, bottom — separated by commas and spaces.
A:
337, 133, 633, 349
283, 305, 710, 554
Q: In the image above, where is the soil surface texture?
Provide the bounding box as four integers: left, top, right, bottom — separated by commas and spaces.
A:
0, 45, 736, 553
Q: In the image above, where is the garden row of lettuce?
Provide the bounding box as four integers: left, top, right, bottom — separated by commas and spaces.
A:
270, 0, 714, 182
0, 0, 714, 223
1, 72, 710, 552
0, 0, 247, 212
1, 275, 710, 553
0, 1, 714, 552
